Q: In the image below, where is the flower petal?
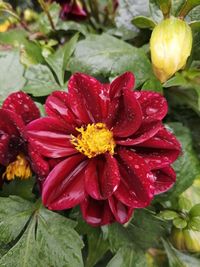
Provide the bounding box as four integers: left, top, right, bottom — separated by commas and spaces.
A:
135, 127, 181, 170
68, 73, 108, 122
0, 132, 10, 165
109, 72, 135, 99
0, 109, 24, 136
42, 154, 87, 210
84, 153, 120, 200
111, 90, 142, 137
116, 121, 162, 146
106, 72, 135, 129
80, 196, 114, 226
108, 195, 134, 224
134, 91, 168, 122
45, 91, 79, 126
136, 127, 181, 150
115, 149, 155, 208
26, 117, 77, 158
153, 166, 176, 194
0, 109, 24, 164
2, 91, 40, 125
28, 144, 50, 178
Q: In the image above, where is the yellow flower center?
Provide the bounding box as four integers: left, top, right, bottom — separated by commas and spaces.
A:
2, 154, 32, 181
71, 123, 115, 158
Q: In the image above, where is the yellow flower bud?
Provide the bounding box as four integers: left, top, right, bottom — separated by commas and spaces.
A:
150, 17, 193, 83
171, 228, 200, 253
24, 9, 38, 22
0, 20, 10, 32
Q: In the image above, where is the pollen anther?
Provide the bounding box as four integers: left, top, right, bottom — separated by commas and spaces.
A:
3, 154, 32, 181
71, 123, 115, 158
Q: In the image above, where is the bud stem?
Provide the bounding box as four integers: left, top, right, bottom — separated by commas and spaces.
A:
37, 0, 56, 31
178, 1, 200, 19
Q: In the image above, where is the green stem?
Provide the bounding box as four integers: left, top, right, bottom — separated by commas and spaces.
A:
37, 0, 56, 31
89, 0, 100, 23
178, 1, 200, 19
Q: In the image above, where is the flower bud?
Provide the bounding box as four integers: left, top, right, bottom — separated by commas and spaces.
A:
150, 17, 193, 83
0, 20, 10, 32
54, 0, 87, 21
171, 228, 200, 253
24, 9, 38, 22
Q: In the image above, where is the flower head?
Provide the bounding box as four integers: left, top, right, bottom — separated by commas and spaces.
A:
150, 17, 193, 83
26, 72, 181, 226
0, 92, 49, 184
54, 0, 87, 20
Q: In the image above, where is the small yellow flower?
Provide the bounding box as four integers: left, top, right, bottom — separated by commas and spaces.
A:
150, 17, 193, 83
0, 20, 10, 32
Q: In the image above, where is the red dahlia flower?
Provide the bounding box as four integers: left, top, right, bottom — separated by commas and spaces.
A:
0, 92, 48, 184
26, 72, 181, 226
54, 0, 87, 20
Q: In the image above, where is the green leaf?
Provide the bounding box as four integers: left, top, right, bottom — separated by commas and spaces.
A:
159, 210, 179, 220
149, 0, 164, 22
189, 20, 200, 29
106, 245, 147, 267
45, 33, 79, 86
163, 239, 200, 267
178, 197, 193, 212
23, 64, 63, 97
158, 123, 200, 200
188, 217, 200, 231
85, 228, 110, 267
190, 203, 200, 217
35, 102, 46, 116
69, 34, 153, 88
183, 179, 200, 205
171, 0, 186, 16
163, 72, 187, 88
0, 29, 28, 47
178, 0, 200, 18
0, 50, 26, 103
173, 217, 187, 229
115, 0, 150, 40
188, 5, 200, 20
108, 209, 168, 251
132, 16, 156, 29
0, 196, 34, 243
192, 26, 200, 60
38, 2, 87, 35
142, 77, 163, 93
0, 29, 44, 66
156, 0, 171, 17
57, 21, 88, 36
20, 41, 44, 67
0, 177, 35, 201
0, 197, 84, 267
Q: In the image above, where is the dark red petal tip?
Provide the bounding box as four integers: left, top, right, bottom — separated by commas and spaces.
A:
134, 91, 168, 122
80, 196, 115, 226
108, 196, 134, 224
3, 91, 40, 125
153, 166, 176, 195
110, 72, 135, 99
